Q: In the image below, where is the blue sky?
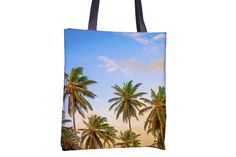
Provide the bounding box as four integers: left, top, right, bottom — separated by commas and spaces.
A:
64, 29, 166, 112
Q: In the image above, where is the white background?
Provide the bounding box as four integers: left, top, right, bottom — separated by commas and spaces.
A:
0, 0, 236, 156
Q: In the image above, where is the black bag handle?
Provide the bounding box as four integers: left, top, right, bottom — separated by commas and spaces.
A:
88, 0, 147, 32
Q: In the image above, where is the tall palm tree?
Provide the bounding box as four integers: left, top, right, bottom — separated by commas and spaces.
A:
61, 127, 81, 150
115, 130, 141, 148
64, 67, 97, 132
139, 86, 166, 149
78, 115, 111, 149
103, 126, 118, 148
150, 132, 165, 149
108, 81, 146, 131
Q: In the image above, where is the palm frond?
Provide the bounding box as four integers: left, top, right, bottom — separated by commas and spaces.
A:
139, 106, 153, 115
130, 83, 141, 95
109, 101, 121, 111
78, 115, 117, 149
132, 92, 147, 98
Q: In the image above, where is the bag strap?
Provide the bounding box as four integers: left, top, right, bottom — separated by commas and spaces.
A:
88, 0, 147, 32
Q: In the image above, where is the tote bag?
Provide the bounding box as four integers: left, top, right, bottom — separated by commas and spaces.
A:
61, 0, 166, 151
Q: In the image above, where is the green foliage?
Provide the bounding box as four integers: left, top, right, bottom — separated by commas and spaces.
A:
61, 127, 81, 150
78, 115, 117, 149
108, 81, 146, 131
64, 67, 97, 131
115, 130, 141, 148
150, 130, 165, 149
103, 126, 118, 148
62, 67, 166, 149
139, 86, 166, 149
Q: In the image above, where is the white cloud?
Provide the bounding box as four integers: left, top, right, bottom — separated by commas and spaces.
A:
143, 45, 159, 54
123, 33, 166, 55
124, 33, 166, 45
99, 56, 164, 75
98, 56, 120, 73
153, 33, 166, 41
123, 33, 150, 45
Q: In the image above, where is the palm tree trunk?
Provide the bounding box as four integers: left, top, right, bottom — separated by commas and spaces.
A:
73, 112, 77, 132
128, 118, 132, 131
72, 97, 77, 133
158, 125, 165, 149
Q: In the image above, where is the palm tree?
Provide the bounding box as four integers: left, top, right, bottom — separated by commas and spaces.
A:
108, 81, 146, 131
150, 132, 165, 149
61, 127, 81, 150
103, 126, 118, 148
115, 130, 141, 147
64, 67, 97, 132
139, 86, 166, 149
78, 115, 111, 149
